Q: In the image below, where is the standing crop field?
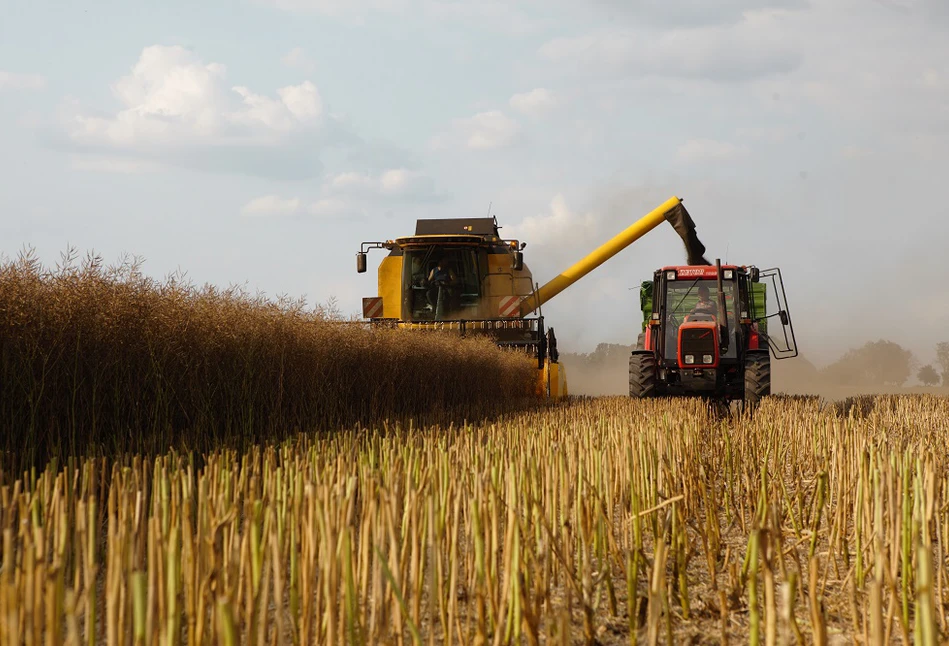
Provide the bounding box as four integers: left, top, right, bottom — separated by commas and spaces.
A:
1, 395, 948, 644
0, 250, 537, 474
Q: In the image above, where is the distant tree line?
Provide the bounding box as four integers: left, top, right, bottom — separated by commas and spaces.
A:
561, 343, 633, 368
910, 342, 949, 387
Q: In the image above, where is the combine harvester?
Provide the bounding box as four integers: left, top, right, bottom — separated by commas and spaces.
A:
355, 196, 718, 399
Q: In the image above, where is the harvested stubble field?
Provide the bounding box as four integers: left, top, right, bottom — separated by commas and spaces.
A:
2, 394, 948, 645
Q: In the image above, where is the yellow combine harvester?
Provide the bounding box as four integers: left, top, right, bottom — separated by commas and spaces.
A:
355, 195, 710, 399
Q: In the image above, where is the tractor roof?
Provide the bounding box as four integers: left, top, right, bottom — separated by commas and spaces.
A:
414, 217, 500, 236
394, 234, 492, 247
659, 264, 745, 278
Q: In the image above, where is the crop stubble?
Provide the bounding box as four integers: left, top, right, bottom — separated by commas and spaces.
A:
1, 394, 948, 645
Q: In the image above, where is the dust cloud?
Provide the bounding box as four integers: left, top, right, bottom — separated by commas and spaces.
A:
560, 346, 949, 401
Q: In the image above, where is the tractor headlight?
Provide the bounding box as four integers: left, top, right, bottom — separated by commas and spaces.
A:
724, 269, 734, 279
666, 270, 676, 280
684, 354, 695, 364
703, 354, 713, 364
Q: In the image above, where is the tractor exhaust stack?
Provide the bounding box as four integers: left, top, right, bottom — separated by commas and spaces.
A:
715, 258, 729, 354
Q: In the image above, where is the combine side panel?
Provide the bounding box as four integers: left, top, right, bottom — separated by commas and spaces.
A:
536, 358, 569, 399
548, 361, 567, 398
378, 255, 403, 319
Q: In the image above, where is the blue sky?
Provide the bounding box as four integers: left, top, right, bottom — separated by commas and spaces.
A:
3, 0, 949, 368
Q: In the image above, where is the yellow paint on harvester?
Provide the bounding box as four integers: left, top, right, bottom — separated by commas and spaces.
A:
378, 255, 403, 319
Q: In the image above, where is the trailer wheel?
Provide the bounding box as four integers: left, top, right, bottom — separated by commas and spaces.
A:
743, 351, 771, 411
629, 352, 657, 398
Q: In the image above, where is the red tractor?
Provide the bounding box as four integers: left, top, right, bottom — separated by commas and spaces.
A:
629, 259, 797, 411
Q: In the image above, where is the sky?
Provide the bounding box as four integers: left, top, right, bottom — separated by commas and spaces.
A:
2, 0, 949, 368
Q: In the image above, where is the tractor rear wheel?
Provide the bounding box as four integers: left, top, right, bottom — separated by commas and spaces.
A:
629, 352, 657, 398
743, 351, 771, 411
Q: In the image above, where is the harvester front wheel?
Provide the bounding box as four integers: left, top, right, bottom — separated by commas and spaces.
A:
743, 351, 771, 411
629, 352, 657, 398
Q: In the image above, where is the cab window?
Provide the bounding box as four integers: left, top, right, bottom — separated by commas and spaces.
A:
402, 247, 483, 320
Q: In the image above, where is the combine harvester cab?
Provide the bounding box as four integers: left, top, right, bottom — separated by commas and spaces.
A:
355, 216, 565, 398
631, 261, 799, 411
355, 196, 712, 400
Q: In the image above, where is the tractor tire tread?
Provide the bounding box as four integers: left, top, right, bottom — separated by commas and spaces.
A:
744, 352, 771, 409
629, 352, 657, 398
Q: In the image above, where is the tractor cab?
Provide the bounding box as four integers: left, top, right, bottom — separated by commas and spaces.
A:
356, 216, 532, 323
400, 243, 485, 321
631, 261, 797, 409
658, 272, 741, 366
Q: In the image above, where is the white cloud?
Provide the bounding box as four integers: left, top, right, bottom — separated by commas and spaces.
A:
509, 88, 558, 116
260, 0, 408, 17
538, 10, 801, 82
424, 1, 540, 33
239, 194, 371, 217
677, 138, 750, 163
241, 195, 303, 216
432, 110, 520, 150
506, 194, 597, 248
67, 46, 323, 147
240, 167, 443, 219
58, 45, 362, 179
735, 125, 791, 143
588, 0, 807, 27
786, 17, 949, 153
324, 168, 442, 201
0, 70, 46, 91
281, 47, 316, 72
921, 69, 943, 90
259, 0, 541, 31
308, 197, 350, 216
379, 169, 432, 196
840, 145, 873, 160
69, 155, 160, 174
327, 171, 376, 194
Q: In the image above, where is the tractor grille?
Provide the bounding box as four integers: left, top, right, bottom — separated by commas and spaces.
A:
680, 328, 716, 358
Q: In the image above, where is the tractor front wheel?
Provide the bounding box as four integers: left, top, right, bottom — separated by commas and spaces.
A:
629, 352, 657, 398
743, 351, 771, 411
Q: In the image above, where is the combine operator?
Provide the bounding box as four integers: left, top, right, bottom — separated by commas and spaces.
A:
427, 256, 458, 320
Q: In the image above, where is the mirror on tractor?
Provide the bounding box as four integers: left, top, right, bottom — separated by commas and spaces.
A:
356, 252, 367, 273
513, 251, 524, 271
749, 267, 760, 282
779, 310, 789, 325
